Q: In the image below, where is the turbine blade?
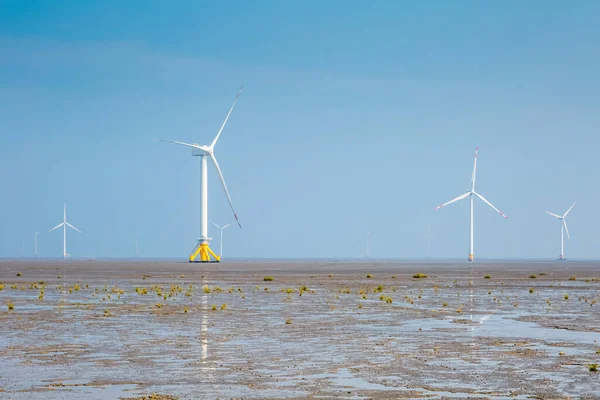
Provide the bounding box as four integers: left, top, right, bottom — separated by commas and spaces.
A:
211, 221, 223, 229
545, 211, 562, 219
222, 224, 231, 229
435, 192, 470, 210
210, 84, 243, 149
563, 219, 571, 240
474, 192, 508, 219
49, 222, 64, 232
564, 202, 576, 218
158, 139, 200, 149
471, 146, 478, 191
66, 222, 82, 234
209, 153, 242, 229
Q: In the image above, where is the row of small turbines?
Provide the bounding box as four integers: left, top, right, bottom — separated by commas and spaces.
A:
434, 147, 576, 261
365, 148, 575, 261
37, 86, 576, 262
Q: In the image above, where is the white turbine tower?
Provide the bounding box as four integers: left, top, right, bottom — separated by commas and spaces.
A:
159, 85, 243, 262
435, 147, 508, 262
49, 203, 82, 259
211, 221, 231, 259
34, 230, 39, 257
135, 231, 140, 257
545, 202, 575, 261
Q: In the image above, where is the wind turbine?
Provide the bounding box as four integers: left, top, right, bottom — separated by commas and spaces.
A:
49, 203, 82, 259
435, 147, 508, 262
421, 225, 436, 259
159, 85, 243, 262
34, 230, 39, 257
365, 232, 370, 258
211, 221, 231, 259
545, 202, 575, 260
135, 231, 140, 257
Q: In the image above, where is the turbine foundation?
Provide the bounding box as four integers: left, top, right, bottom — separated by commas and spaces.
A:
189, 241, 220, 263
468, 253, 474, 262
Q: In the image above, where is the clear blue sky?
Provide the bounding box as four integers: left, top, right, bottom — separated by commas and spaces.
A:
1, 1, 598, 259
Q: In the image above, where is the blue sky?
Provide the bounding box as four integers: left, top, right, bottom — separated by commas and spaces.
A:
1, 1, 599, 259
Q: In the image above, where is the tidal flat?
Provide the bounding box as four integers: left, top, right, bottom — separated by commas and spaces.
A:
0, 260, 599, 399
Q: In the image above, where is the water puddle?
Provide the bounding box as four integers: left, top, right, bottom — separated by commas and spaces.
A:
400, 315, 600, 344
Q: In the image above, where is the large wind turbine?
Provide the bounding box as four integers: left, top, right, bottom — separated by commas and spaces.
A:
49, 203, 82, 259
211, 221, 231, 259
435, 147, 508, 262
545, 202, 575, 260
159, 86, 243, 262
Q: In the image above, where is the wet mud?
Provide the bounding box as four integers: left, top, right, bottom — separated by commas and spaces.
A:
0, 260, 599, 399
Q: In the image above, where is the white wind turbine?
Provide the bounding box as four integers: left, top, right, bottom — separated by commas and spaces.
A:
34, 230, 39, 257
159, 85, 243, 262
49, 203, 82, 259
435, 147, 508, 262
135, 231, 140, 257
545, 202, 575, 261
211, 221, 231, 259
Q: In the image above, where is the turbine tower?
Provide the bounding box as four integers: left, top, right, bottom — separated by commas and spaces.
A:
34, 230, 39, 257
159, 85, 243, 262
211, 221, 231, 259
135, 231, 140, 257
545, 202, 575, 261
49, 203, 82, 259
435, 147, 508, 262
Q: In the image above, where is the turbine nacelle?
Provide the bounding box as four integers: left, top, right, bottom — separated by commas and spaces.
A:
191, 145, 213, 156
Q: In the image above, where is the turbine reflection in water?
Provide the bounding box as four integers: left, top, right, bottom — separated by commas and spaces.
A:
201, 277, 208, 362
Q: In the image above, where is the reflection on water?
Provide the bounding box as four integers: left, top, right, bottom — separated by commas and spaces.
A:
201, 277, 208, 362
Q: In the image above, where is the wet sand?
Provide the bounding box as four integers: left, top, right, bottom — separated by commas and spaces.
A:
0, 260, 599, 399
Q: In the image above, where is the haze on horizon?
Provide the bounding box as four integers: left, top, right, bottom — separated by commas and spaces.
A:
1, 1, 599, 260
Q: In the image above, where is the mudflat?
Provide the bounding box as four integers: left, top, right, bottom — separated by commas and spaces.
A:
0, 260, 599, 399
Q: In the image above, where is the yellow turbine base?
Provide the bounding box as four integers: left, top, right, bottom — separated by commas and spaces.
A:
468, 254, 474, 262
189, 243, 221, 263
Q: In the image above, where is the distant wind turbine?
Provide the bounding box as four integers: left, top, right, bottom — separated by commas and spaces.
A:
34, 230, 39, 257
211, 221, 231, 259
435, 147, 508, 262
421, 226, 436, 259
365, 232, 370, 258
545, 202, 575, 261
135, 231, 140, 257
49, 203, 82, 259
